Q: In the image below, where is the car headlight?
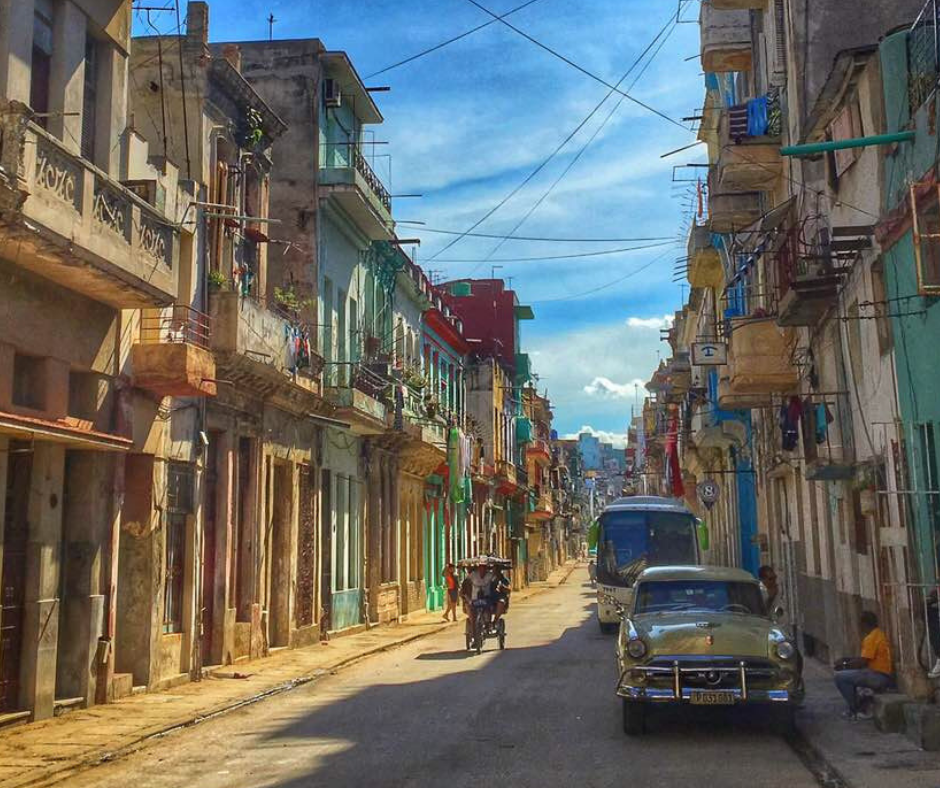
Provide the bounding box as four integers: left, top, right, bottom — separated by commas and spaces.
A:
627, 639, 647, 659
775, 640, 796, 660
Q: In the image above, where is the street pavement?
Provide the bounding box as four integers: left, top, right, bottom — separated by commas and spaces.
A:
57, 568, 819, 788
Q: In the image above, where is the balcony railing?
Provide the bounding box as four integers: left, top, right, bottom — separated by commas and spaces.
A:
800, 392, 855, 480
349, 145, 391, 213
910, 0, 940, 115
1, 112, 179, 306
139, 305, 211, 350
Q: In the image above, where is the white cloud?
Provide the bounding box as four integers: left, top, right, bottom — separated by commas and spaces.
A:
564, 425, 629, 449
583, 376, 646, 399
626, 315, 673, 330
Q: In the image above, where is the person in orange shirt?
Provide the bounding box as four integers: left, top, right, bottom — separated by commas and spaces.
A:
834, 611, 893, 720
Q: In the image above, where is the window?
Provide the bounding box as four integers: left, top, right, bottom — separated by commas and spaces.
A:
164, 463, 194, 634
337, 289, 347, 385
68, 370, 102, 423
12, 354, 45, 411
321, 277, 334, 381
845, 300, 863, 390
828, 99, 863, 179
910, 183, 940, 294
30, 0, 54, 125
870, 259, 893, 355
81, 35, 98, 162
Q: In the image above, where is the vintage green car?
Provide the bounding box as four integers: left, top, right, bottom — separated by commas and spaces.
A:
614, 565, 803, 735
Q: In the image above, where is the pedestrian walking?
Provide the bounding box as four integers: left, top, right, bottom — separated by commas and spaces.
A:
834, 611, 893, 720
442, 563, 459, 622
588, 559, 597, 588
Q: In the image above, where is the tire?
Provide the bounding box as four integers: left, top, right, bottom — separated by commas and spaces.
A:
474, 616, 484, 655
622, 700, 646, 736
497, 619, 506, 650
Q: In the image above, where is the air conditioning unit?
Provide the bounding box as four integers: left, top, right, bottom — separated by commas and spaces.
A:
324, 78, 341, 108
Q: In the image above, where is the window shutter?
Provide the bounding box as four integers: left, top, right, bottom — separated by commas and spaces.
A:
772, 0, 787, 85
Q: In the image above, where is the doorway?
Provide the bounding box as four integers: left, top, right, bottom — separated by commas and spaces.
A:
1, 442, 31, 711
268, 462, 291, 648
201, 433, 221, 664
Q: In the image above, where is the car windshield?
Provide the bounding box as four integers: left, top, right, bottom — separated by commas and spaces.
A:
634, 580, 766, 616
596, 510, 697, 586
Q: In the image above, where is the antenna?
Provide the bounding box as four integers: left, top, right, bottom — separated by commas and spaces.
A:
267, 12, 276, 40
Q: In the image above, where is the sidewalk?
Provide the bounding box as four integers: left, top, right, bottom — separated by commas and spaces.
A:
0, 562, 577, 788
796, 659, 940, 788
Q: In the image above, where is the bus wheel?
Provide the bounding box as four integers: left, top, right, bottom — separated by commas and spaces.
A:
599, 620, 618, 634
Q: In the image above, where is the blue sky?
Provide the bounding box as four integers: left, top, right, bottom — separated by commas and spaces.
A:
138, 1, 704, 445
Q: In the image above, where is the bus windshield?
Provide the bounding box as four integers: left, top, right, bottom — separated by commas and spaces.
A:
596, 509, 697, 586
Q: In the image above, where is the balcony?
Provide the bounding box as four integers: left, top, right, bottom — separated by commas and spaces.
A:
515, 352, 532, 383
801, 394, 855, 481
496, 459, 520, 493
707, 187, 762, 234
726, 319, 798, 400
700, 4, 753, 73
132, 306, 217, 398
319, 144, 393, 240
526, 438, 551, 466
326, 363, 391, 435
776, 237, 842, 326
529, 489, 553, 521
0, 109, 178, 307
717, 106, 782, 192
209, 291, 325, 408
687, 225, 724, 288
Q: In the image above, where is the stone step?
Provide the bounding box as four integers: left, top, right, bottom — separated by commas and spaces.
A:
112, 672, 134, 700
904, 702, 940, 751
873, 693, 909, 733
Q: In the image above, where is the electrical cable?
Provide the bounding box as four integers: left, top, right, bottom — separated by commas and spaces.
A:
364, 0, 547, 79
397, 224, 672, 243
461, 0, 689, 131
423, 10, 687, 263
435, 239, 676, 264
470, 12, 680, 272
530, 246, 678, 303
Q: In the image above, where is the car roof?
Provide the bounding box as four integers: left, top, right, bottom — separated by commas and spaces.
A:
635, 565, 759, 583
602, 496, 691, 514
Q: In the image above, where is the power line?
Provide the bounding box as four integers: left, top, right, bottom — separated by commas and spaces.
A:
396, 224, 673, 243
436, 240, 676, 264
363, 0, 548, 79
461, 0, 689, 131
531, 247, 678, 303
471, 12, 680, 271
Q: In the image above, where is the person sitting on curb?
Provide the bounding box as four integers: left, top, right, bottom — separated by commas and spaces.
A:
834, 611, 893, 720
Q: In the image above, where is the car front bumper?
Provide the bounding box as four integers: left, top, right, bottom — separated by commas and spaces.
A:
617, 686, 796, 703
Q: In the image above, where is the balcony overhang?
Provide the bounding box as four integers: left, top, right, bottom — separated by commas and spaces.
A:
319, 168, 393, 241
700, 5, 753, 73
0, 121, 179, 308
132, 342, 217, 398
327, 386, 388, 435
707, 190, 762, 234
710, 0, 766, 8
719, 142, 782, 192
687, 225, 724, 288
777, 276, 841, 326
0, 409, 131, 452
727, 320, 799, 396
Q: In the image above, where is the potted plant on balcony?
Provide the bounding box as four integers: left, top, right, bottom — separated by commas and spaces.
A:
208, 269, 228, 291
274, 284, 314, 321
236, 107, 265, 150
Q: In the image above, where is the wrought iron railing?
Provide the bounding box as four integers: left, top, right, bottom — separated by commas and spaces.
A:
139, 305, 211, 349
325, 143, 391, 213
910, 0, 940, 115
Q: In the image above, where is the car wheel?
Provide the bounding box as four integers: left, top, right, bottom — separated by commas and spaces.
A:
622, 700, 646, 736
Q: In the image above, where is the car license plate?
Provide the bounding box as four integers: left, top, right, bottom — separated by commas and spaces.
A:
689, 690, 736, 706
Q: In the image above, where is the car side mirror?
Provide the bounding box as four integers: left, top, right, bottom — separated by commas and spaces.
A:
772, 605, 785, 622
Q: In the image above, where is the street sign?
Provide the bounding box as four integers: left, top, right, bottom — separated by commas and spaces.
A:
691, 341, 728, 366
697, 479, 720, 510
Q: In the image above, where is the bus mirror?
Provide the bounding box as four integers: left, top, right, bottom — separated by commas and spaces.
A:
697, 520, 710, 552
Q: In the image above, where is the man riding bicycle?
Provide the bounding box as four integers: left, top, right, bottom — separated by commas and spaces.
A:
463, 562, 494, 640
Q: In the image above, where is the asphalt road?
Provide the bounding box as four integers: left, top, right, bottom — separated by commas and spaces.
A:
66, 569, 820, 788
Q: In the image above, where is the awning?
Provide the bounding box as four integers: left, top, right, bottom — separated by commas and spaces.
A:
760, 196, 796, 233
0, 411, 132, 452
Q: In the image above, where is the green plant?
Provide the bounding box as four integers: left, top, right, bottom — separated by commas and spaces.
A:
274, 285, 314, 313
208, 269, 228, 290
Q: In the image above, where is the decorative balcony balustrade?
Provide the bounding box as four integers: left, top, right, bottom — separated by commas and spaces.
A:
349, 145, 391, 213
319, 142, 393, 239
0, 109, 180, 307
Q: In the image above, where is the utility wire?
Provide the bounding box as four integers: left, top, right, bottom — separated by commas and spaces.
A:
472, 13, 679, 271
396, 224, 673, 243
364, 0, 547, 79
531, 246, 677, 303
424, 11, 686, 263
435, 239, 676, 264
461, 0, 689, 131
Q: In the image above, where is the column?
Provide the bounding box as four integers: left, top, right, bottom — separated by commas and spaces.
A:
20, 443, 65, 720
48, 0, 86, 152
0, 0, 35, 103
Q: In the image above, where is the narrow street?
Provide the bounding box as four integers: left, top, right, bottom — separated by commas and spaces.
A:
62, 569, 818, 788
